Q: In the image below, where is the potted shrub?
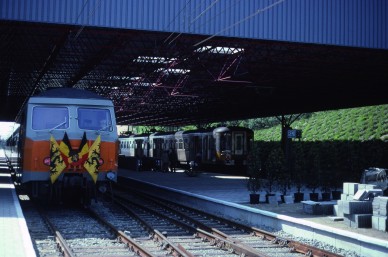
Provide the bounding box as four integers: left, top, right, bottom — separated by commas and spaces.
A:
246, 149, 262, 204
320, 168, 332, 201
247, 171, 261, 204
330, 166, 343, 200
330, 167, 343, 200
292, 144, 306, 202
293, 172, 305, 202
320, 144, 337, 201
276, 167, 292, 203
264, 147, 283, 203
306, 150, 321, 201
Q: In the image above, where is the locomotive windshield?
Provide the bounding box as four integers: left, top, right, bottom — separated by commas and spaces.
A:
220, 132, 232, 151
78, 108, 113, 131
32, 106, 69, 130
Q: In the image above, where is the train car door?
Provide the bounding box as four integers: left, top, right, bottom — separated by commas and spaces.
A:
193, 136, 202, 161
202, 135, 209, 163
201, 132, 212, 164
135, 140, 143, 158
233, 133, 244, 155
154, 138, 163, 159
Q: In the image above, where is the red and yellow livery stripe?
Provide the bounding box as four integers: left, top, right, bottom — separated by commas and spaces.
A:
23, 137, 118, 175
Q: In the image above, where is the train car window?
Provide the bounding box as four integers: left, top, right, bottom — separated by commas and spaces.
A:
32, 106, 69, 130
78, 108, 112, 131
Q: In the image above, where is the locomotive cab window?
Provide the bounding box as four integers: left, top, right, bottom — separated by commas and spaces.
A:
78, 108, 112, 131
220, 133, 232, 151
234, 133, 245, 155
32, 106, 69, 130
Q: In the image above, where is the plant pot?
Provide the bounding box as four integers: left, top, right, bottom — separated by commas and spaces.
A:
294, 192, 304, 203
249, 193, 260, 204
265, 193, 276, 203
283, 195, 294, 204
309, 192, 319, 201
332, 190, 341, 200
321, 192, 331, 201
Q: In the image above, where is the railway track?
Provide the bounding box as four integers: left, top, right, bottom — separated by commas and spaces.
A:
20, 200, 156, 257
21, 190, 341, 257
105, 187, 343, 257
92, 198, 253, 256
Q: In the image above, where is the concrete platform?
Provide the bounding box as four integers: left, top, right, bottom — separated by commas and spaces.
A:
0, 173, 36, 257
118, 168, 388, 257
0, 149, 36, 257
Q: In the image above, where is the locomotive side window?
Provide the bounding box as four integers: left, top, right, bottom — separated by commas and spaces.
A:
32, 106, 69, 130
78, 108, 112, 131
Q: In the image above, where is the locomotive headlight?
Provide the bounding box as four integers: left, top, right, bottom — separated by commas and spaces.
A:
43, 157, 51, 166
98, 184, 107, 193
106, 171, 116, 181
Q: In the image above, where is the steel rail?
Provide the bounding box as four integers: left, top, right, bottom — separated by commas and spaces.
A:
88, 207, 156, 257
115, 186, 346, 257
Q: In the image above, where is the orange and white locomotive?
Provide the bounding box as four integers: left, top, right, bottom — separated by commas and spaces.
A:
16, 88, 118, 203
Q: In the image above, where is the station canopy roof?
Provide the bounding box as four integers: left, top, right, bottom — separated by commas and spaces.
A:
1, 21, 388, 126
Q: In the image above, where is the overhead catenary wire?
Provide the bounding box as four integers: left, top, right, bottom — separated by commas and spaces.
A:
192, 0, 243, 33
75, 0, 91, 24
74, 0, 103, 40
165, 0, 220, 45
193, 0, 286, 47
163, 0, 193, 44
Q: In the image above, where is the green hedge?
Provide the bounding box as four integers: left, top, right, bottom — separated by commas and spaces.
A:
253, 140, 388, 193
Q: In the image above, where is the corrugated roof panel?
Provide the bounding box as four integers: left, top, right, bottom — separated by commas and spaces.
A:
1, 0, 387, 49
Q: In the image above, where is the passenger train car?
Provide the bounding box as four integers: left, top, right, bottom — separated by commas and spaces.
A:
119, 126, 254, 173
14, 88, 119, 204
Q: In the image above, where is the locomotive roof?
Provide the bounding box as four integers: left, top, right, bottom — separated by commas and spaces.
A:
28, 87, 114, 107
34, 88, 106, 99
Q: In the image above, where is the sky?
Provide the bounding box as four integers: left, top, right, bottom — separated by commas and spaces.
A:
0, 122, 19, 140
